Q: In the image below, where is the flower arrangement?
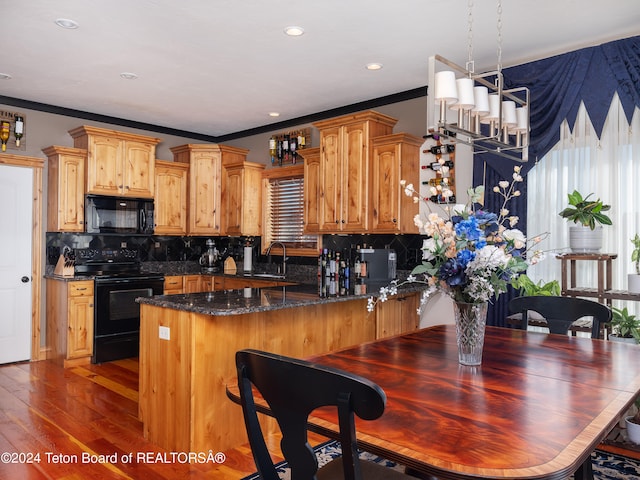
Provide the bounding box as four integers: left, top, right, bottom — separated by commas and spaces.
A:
368, 166, 548, 312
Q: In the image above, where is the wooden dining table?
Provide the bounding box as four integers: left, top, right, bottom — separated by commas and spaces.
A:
297, 325, 640, 480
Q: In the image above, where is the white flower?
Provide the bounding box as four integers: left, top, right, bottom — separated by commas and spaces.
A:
508, 216, 519, 227
400, 179, 407, 186
367, 297, 376, 312
404, 183, 414, 197
499, 180, 510, 189
503, 229, 526, 249
422, 238, 436, 260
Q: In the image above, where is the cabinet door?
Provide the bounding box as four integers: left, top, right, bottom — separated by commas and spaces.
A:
341, 122, 368, 232
375, 292, 420, 339
183, 275, 202, 293
67, 281, 94, 359
44, 147, 86, 232
122, 140, 155, 198
67, 295, 94, 359
372, 142, 401, 233
86, 134, 122, 195
189, 151, 221, 235
155, 161, 188, 235
318, 127, 341, 231
222, 166, 244, 236
303, 149, 321, 234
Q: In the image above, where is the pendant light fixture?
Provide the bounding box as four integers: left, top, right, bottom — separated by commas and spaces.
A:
426, 0, 530, 162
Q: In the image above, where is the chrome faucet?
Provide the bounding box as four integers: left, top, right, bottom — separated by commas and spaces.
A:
265, 241, 287, 277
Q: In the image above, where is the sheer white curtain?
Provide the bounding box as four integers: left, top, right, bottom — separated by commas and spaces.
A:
527, 94, 640, 316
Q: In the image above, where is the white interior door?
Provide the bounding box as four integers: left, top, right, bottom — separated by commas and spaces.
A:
0, 164, 33, 364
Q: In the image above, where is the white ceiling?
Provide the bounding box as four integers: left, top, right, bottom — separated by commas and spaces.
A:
2, 0, 639, 138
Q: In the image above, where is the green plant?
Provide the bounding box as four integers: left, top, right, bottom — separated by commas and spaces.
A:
512, 274, 560, 296
558, 190, 612, 230
610, 306, 640, 342
631, 234, 640, 275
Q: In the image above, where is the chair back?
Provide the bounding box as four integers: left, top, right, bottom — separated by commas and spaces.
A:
508, 296, 611, 338
235, 349, 386, 480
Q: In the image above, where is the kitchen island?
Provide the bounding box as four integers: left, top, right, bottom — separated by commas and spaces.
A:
137, 284, 423, 453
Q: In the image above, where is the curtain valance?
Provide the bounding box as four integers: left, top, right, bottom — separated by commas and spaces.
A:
474, 35, 640, 179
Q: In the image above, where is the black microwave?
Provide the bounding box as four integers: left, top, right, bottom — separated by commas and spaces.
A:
85, 195, 154, 234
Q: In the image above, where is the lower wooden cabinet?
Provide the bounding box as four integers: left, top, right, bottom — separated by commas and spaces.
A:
163, 275, 184, 294
375, 291, 420, 339
46, 279, 94, 366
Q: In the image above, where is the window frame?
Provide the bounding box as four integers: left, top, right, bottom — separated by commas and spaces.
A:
261, 164, 320, 257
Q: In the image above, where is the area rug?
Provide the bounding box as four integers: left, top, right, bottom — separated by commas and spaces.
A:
241, 440, 640, 480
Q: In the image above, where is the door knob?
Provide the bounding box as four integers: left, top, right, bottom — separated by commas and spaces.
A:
21, 276, 30, 283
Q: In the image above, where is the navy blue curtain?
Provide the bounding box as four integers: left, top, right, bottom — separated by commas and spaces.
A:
472, 35, 640, 325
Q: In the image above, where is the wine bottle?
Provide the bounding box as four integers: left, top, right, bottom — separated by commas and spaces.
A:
427, 160, 455, 171
428, 144, 455, 155
14, 116, 24, 147
290, 134, 298, 164
0, 121, 10, 152
282, 134, 290, 164
269, 136, 276, 165
276, 137, 283, 165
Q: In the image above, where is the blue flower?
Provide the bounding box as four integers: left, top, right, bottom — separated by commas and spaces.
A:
456, 249, 475, 267
454, 217, 483, 242
439, 258, 467, 286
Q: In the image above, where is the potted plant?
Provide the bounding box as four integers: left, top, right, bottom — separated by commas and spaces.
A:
609, 306, 640, 344
509, 274, 560, 325
629, 234, 640, 294
558, 190, 612, 252
625, 396, 640, 444
512, 274, 561, 297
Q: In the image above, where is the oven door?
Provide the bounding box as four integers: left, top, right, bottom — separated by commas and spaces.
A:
93, 276, 164, 363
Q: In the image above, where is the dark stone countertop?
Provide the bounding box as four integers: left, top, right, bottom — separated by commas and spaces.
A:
137, 283, 427, 316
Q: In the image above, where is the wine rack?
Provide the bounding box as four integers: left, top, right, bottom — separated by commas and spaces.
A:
421, 133, 456, 204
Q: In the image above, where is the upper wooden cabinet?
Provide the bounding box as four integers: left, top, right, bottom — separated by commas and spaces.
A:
312, 111, 397, 233
299, 147, 321, 234
43, 146, 87, 232
371, 133, 422, 234
172, 144, 251, 236
154, 160, 189, 235
221, 156, 264, 236
69, 125, 160, 198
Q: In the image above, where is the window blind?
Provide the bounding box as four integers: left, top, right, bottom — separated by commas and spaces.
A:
266, 177, 316, 248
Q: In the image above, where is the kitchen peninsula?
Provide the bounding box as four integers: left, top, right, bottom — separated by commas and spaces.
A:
136, 284, 422, 452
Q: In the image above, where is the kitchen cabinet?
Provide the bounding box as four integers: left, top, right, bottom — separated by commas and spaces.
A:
371, 133, 422, 234
164, 275, 184, 294
172, 144, 247, 235
46, 279, 94, 367
375, 290, 420, 339
69, 125, 160, 198
43, 145, 87, 232
221, 156, 264, 236
154, 160, 188, 235
312, 111, 397, 233
183, 275, 202, 293
299, 147, 321, 234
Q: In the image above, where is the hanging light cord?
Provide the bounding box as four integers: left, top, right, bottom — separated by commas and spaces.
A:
496, 0, 503, 74
467, 0, 474, 74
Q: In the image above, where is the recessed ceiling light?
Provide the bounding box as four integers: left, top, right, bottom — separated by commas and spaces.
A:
55, 18, 79, 29
284, 26, 304, 37
0, 73, 12, 80
366, 63, 383, 71
120, 72, 138, 80
269, 112, 280, 117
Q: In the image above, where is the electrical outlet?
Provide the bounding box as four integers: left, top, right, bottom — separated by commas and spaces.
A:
155, 242, 160, 248
121, 241, 127, 248
159, 326, 170, 341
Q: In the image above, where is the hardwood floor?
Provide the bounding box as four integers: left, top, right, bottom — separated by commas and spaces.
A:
2, 357, 638, 479
0, 358, 290, 479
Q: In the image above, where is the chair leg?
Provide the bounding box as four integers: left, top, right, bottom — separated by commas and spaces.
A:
574, 457, 593, 480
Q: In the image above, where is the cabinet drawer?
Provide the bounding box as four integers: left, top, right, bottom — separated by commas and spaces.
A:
69, 281, 94, 297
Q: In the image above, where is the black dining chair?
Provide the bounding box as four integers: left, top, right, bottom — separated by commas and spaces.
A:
508, 295, 611, 339
508, 295, 612, 480
235, 349, 416, 480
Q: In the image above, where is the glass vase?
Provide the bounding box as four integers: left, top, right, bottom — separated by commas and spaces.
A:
453, 301, 488, 366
